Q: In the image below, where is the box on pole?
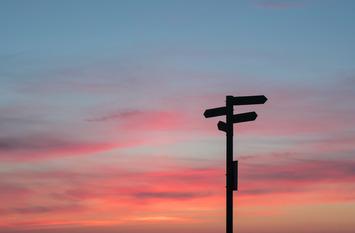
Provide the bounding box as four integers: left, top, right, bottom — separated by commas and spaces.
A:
233, 160, 238, 191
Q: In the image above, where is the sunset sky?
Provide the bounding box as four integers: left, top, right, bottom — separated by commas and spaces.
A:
1, 0, 355, 233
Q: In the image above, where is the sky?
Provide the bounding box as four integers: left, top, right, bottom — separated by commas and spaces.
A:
0, 0, 354, 232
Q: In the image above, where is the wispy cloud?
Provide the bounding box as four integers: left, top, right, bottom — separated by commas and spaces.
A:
10, 204, 86, 215
0, 136, 116, 161
85, 110, 141, 122
133, 191, 210, 200
256, 1, 298, 10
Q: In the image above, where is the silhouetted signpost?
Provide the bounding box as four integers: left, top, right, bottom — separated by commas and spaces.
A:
204, 95, 267, 233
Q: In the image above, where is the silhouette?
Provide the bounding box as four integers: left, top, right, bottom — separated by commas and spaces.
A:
204, 95, 267, 233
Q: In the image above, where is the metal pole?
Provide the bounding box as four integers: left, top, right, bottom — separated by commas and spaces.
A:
226, 95, 234, 233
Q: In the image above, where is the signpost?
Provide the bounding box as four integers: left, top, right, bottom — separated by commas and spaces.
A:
204, 95, 267, 233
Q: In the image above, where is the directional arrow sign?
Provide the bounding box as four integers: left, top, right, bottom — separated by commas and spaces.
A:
217, 121, 227, 132
232, 95, 267, 105
233, 112, 257, 123
218, 112, 257, 131
204, 106, 227, 118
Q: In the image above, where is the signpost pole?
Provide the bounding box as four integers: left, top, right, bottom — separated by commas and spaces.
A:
203, 94, 267, 233
226, 95, 234, 233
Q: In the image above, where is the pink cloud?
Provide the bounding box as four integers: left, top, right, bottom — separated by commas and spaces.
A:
86, 109, 186, 131
123, 111, 183, 131
234, 155, 355, 208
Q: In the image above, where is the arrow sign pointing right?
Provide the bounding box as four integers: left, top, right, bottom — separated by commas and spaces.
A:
233, 112, 257, 123
232, 95, 267, 105
218, 112, 257, 131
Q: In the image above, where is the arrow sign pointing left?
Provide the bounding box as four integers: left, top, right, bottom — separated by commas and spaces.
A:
204, 106, 227, 118
217, 121, 227, 132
